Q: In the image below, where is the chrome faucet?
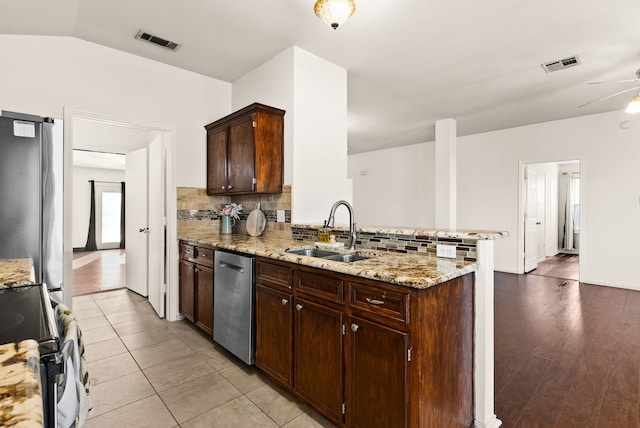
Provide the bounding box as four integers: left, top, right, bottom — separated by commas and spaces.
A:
324, 200, 357, 250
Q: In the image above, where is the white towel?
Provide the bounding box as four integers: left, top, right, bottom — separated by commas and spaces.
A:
55, 304, 92, 427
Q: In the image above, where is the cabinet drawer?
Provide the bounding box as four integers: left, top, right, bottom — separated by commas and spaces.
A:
257, 260, 293, 291
295, 271, 344, 306
181, 243, 195, 261
349, 282, 410, 325
194, 247, 214, 268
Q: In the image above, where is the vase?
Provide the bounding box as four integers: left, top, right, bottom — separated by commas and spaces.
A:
220, 215, 235, 235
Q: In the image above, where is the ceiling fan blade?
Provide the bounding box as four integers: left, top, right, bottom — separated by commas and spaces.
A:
578, 85, 640, 108
587, 78, 640, 85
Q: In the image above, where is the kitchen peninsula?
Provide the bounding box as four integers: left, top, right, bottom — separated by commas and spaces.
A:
178, 223, 507, 428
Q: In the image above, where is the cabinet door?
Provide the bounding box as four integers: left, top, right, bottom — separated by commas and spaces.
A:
227, 118, 255, 193
294, 298, 344, 424
348, 317, 409, 428
207, 126, 228, 194
195, 264, 214, 335
179, 259, 195, 322
255, 285, 293, 387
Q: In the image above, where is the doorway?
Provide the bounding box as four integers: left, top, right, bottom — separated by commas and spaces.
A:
520, 160, 581, 281
63, 108, 177, 318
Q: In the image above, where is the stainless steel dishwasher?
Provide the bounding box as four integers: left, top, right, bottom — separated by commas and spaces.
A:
213, 250, 255, 365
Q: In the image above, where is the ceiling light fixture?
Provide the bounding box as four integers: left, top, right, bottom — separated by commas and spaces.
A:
314, 0, 356, 30
625, 92, 640, 113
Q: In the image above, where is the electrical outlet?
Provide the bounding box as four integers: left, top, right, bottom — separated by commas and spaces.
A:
276, 210, 285, 223
436, 244, 457, 259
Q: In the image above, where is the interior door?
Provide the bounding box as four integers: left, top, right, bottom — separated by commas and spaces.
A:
125, 147, 148, 296
148, 136, 165, 317
524, 167, 541, 272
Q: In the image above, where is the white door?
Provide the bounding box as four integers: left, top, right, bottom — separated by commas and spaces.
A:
524, 167, 541, 273
125, 147, 149, 296
147, 136, 165, 317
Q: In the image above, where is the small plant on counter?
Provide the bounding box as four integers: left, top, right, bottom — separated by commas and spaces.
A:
218, 203, 242, 219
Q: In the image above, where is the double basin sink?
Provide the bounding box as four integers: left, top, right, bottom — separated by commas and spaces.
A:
285, 248, 371, 263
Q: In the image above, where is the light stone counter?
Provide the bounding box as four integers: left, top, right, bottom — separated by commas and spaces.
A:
178, 229, 478, 289
0, 259, 35, 289
0, 340, 43, 427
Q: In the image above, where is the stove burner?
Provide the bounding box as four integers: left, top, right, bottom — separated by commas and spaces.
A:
0, 312, 24, 335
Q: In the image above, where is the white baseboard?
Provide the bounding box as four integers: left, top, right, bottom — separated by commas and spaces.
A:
474, 415, 502, 428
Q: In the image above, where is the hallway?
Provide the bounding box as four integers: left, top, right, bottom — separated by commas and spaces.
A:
73, 249, 126, 296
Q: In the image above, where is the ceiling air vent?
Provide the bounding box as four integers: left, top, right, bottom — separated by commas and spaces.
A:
541, 55, 581, 73
135, 30, 180, 51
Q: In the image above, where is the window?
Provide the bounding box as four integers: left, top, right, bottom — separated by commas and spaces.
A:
96, 183, 122, 249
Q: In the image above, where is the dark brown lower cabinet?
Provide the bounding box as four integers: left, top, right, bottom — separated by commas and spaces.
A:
195, 264, 214, 335
254, 256, 474, 428
179, 258, 195, 322
179, 241, 214, 336
348, 316, 409, 428
255, 285, 293, 387
294, 298, 344, 425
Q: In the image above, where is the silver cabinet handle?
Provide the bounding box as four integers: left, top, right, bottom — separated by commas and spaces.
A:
351, 323, 359, 332
228, 184, 233, 189
296, 304, 303, 311
221, 185, 226, 190
365, 297, 385, 305
281, 298, 289, 305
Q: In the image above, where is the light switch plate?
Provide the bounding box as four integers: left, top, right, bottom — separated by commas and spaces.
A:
276, 210, 285, 223
436, 244, 457, 259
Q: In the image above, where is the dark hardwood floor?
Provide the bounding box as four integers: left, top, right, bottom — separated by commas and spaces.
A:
495, 272, 640, 427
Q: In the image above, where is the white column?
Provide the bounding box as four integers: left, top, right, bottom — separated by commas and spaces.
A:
474, 240, 502, 428
435, 118, 457, 229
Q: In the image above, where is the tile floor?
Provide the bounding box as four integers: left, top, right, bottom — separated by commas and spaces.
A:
75, 289, 336, 427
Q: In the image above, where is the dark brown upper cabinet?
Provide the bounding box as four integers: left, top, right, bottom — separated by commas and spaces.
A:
205, 103, 285, 195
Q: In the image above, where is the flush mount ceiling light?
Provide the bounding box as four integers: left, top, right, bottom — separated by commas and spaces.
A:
314, 0, 356, 30
626, 92, 640, 113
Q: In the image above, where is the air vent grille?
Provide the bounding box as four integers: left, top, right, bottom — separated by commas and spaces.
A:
135, 30, 180, 51
541, 56, 581, 73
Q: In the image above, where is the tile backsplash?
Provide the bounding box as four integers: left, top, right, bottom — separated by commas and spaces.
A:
177, 186, 292, 238
291, 226, 477, 260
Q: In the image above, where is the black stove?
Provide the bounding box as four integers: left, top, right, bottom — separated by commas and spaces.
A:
0, 283, 61, 427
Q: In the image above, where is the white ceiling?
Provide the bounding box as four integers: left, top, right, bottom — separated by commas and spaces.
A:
3, 0, 640, 154
72, 117, 157, 169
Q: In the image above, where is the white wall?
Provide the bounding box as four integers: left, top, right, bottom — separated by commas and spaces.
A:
348, 110, 640, 290
232, 47, 295, 185
72, 166, 125, 248
233, 46, 350, 224
292, 48, 350, 224
457, 110, 640, 289
348, 142, 435, 227
0, 34, 232, 187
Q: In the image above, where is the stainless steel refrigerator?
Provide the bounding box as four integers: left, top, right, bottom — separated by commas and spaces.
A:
0, 110, 64, 298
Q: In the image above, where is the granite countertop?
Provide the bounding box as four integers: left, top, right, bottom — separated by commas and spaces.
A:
0, 340, 43, 427
179, 230, 478, 289
0, 259, 35, 289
